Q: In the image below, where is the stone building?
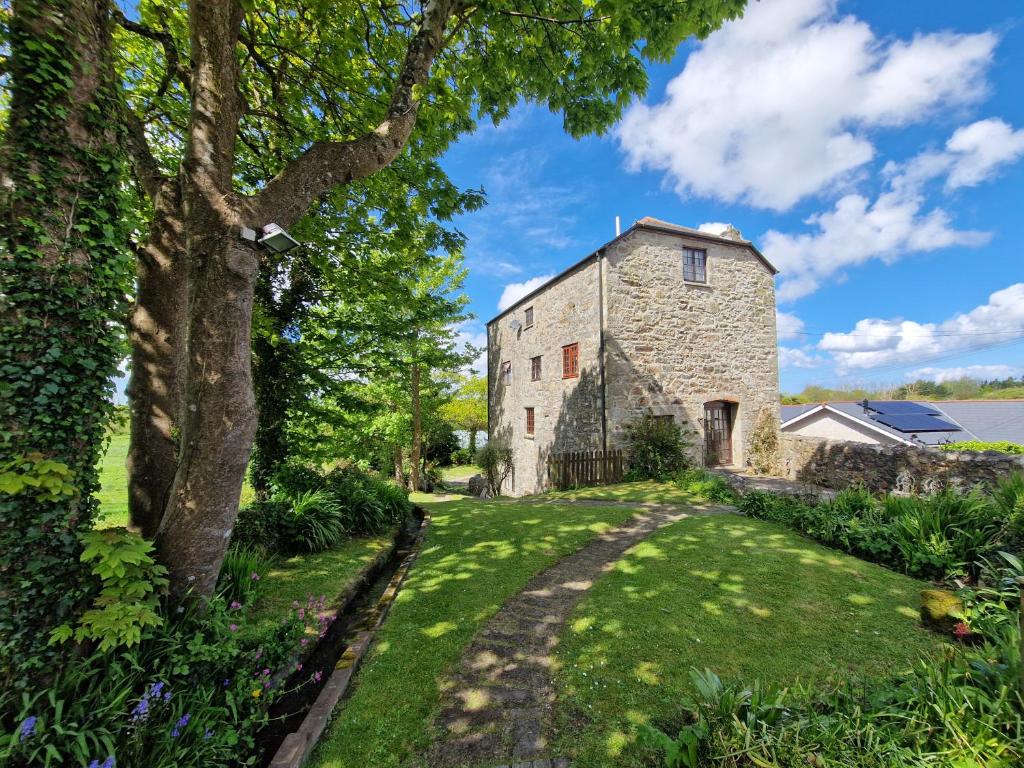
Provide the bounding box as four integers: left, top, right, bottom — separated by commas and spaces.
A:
487, 217, 780, 496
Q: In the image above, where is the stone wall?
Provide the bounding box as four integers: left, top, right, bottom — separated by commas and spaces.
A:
603, 228, 779, 467
780, 433, 1024, 492
487, 260, 603, 496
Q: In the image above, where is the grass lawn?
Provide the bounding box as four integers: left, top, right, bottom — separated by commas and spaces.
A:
308, 497, 640, 768
93, 432, 255, 529
440, 464, 481, 482
94, 432, 130, 528
538, 479, 706, 505
244, 536, 393, 637
551, 514, 947, 767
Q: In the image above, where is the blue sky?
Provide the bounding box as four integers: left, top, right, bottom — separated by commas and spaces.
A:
444, 0, 1024, 394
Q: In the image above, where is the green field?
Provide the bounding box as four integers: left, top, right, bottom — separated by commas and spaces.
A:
93, 432, 254, 529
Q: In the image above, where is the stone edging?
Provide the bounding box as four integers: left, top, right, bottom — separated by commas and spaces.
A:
268, 511, 432, 768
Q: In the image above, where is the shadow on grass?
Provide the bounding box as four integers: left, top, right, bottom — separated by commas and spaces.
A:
307, 497, 642, 768
552, 514, 946, 768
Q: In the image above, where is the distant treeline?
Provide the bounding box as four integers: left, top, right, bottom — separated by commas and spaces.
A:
782, 376, 1024, 404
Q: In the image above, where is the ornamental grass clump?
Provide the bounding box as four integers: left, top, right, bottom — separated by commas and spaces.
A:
641, 627, 1023, 768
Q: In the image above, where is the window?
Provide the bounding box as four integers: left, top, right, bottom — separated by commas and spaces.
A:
683, 247, 707, 283
531, 355, 542, 381
525, 407, 535, 436
562, 343, 579, 379
500, 361, 511, 385
524, 306, 534, 328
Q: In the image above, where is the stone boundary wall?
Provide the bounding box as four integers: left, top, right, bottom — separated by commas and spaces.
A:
780, 433, 1024, 493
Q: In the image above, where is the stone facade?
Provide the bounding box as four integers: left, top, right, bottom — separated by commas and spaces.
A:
488, 220, 780, 496
780, 433, 1024, 493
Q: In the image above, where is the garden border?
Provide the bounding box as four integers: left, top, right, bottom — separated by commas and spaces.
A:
268, 508, 432, 768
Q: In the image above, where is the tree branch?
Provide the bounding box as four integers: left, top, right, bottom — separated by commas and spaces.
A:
112, 7, 192, 93
252, 0, 465, 228
121, 101, 166, 201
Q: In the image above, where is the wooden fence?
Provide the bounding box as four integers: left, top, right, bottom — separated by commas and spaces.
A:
547, 449, 624, 490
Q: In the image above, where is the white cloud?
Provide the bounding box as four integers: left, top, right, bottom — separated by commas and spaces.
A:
889, 118, 1024, 193
765, 189, 989, 302
776, 310, 805, 340
698, 222, 730, 236
468, 256, 523, 277
762, 115, 1024, 301
498, 274, 555, 312
453, 321, 488, 375
779, 346, 824, 369
908, 364, 1022, 383
616, 0, 996, 211
819, 283, 1024, 371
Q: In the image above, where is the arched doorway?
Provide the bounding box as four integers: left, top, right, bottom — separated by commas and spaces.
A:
703, 400, 737, 466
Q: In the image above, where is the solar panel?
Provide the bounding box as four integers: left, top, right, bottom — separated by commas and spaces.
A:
871, 414, 961, 433
865, 401, 941, 416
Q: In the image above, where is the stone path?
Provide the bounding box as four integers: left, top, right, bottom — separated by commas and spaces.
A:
421, 500, 733, 768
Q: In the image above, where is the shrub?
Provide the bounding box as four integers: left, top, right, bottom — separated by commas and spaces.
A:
941, 440, 1024, 454
476, 442, 513, 496
231, 499, 290, 552
747, 408, 780, 475
321, 467, 410, 535
217, 545, 273, 606
624, 413, 689, 480
450, 447, 473, 466
889, 488, 1000, 578
270, 460, 326, 498
742, 486, 1004, 581
992, 472, 1024, 552
675, 469, 737, 503
48, 530, 168, 653
278, 490, 344, 553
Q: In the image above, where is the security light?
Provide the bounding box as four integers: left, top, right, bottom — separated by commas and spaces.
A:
258, 223, 300, 253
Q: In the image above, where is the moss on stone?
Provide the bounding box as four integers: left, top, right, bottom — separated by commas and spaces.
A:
920, 589, 963, 631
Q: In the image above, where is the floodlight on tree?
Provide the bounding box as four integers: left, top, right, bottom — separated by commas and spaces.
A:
257, 223, 300, 253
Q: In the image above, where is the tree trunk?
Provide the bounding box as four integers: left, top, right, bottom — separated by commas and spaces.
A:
127, 184, 187, 537
154, 0, 252, 600
469, 428, 477, 454
156, 235, 259, 598
0, 0, 127, 671
410, 363, 422, 492
393, 445, 404, 485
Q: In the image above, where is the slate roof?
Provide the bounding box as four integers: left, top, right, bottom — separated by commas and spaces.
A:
781, 400, 1024, 446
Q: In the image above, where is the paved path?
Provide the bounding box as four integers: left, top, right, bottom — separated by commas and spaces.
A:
421, 500, 733, 768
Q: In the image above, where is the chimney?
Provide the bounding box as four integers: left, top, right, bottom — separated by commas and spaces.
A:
720, 225, 744, 241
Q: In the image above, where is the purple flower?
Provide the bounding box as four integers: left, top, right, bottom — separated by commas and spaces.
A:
204, 729, 214, 740
230, 600, 242, 610
229, 623, 238, 632
88, 758, 114, 768
222, 678, 231, 687
171, 713, 190, 738
18, 715, 37, 741
312, 670, 323, 683
130, 696, 149, 723
250, 571, 261, 581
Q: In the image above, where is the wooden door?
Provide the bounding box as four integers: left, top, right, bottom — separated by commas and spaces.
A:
704, 402, 732, 466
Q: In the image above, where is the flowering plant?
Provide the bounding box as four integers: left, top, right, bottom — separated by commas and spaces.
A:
0, 591, 328, 767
